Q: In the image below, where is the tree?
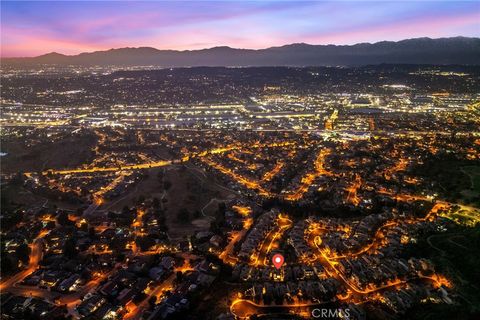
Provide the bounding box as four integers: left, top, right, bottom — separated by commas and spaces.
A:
16, 243, 30, 264
79, 222, 88, 232
152, 197, 160, 209
63, 238, 78, 259
193, 210, 201, 219
46, 221, 56, 229
148, 296, 157, 308
136, 236, 156, 252
122, 206, 131, 216
1, 252, 15, 275
57, 211, 70, 226
177, 208, 190, 223
110, 238, 127, 253
133, 292, 147, 304
157, 170, 164, 180
11, 172, 23, 186
209, 221, 221, 234
137, 195, 145, 205
81, 269, 92, 282
163, 180, 172, 191
217, 202, 226, 215
176, 271, 183, 282
116, 253, 126, 262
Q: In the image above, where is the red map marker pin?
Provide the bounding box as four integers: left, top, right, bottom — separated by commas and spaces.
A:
272, 253, 284, 269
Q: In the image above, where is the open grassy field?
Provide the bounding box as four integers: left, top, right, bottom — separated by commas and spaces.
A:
403, 225, 480, 320
462, 166, 480, 193
1, 134, 96, 174
105, 165, 236, 240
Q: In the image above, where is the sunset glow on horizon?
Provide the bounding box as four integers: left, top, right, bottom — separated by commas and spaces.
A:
1, 0, 479, 57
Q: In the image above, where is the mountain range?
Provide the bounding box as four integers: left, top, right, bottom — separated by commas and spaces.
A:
3, 37, 480, 67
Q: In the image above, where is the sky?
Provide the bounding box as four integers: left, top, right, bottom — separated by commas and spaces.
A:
1, 1, 479, 57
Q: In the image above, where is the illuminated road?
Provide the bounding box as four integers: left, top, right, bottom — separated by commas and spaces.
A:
5, 267, 117, 319
123, 274, 175, 320
306, 202, 450, 296
345, 173, 362, 206
312, 236, 447, 297
43, 160, 173, 175
284, 149, 331, 201
219, 230, 243, 264
230, 298, 327, 319
251, 214, 292, 266
261, 161, 284, 182
384, 157, 408, 181
34, 145, 237, 176
30, 142, 296, 177
201, 158, 273, 197
92, 172, 127, 205
325, 221, 396, 260
0, 230, 47, 291
220, 206, 253, 264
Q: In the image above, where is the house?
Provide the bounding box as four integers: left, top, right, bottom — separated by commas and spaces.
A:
58, 274, 80, 292
149, 267, 166, 281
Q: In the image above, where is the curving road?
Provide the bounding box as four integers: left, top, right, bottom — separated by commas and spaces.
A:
0, 232, 46, 291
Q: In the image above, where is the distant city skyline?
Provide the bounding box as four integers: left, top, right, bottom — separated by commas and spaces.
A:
1, 0, 479, 57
